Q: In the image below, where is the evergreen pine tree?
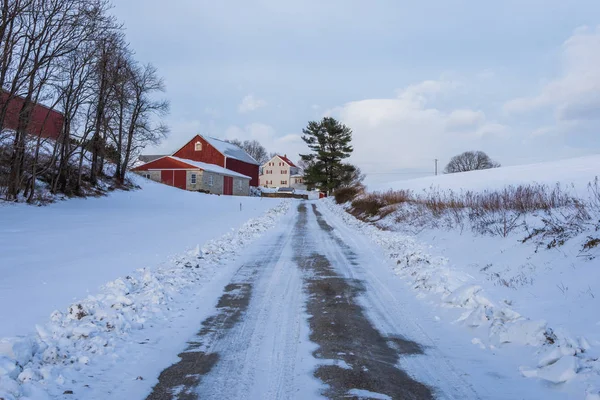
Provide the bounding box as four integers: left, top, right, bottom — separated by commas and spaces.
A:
300, 117, 355, 192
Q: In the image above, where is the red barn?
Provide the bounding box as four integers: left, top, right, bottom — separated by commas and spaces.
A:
1, 91, 64, 140
172, 134, 260, 186
132, 156, 251, 196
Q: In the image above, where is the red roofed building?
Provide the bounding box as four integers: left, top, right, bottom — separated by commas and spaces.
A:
1, 91, 64, 140
259, 154, 306, 190
171, 134, 260, 187
134, 134, 260, 195
132, 156, 251, 196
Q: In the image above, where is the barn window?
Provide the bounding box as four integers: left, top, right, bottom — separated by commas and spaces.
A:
191, 173, 197, 184
208, 175, 214, 187
195, 141, 202, 151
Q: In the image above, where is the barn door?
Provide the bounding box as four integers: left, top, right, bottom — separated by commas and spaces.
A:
223, 176, 233, 195
174, 170, 187, 189
161, 170, 174, 186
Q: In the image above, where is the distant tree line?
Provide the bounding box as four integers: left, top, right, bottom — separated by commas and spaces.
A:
0, 0, 169, 202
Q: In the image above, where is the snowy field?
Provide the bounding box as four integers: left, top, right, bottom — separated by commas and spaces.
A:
0, 177, 289, 399
334, 154, 600, 399
0, 177, 282, 339
374, 154, 600, 196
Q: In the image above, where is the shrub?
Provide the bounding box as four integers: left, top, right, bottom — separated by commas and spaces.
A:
334, 185, 364, 204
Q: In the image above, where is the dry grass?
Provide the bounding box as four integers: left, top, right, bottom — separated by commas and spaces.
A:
346, 189, 411, 218
334, 185, 365, 204
350, 193, 387, 217
344, 184, 575, 219
340, 181, 600, 244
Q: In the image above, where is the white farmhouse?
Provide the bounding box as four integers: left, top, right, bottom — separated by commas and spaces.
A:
259, 154, 307, 190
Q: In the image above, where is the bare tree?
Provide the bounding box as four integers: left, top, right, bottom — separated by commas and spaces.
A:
226, 138, 269, 164
444, 150, 501, 174
296, 158, 311, 171
117, 62, 169, 183
89, 34, 116, 185
1, 0, 115, 199
0, 0, 169, 202
50, 40, 97, 194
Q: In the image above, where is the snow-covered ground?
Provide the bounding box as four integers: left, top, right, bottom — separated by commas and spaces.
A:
0, 177, 289, 399
332, 155, 600, 399
0, 177, 283, 339
374, 154, 600, 197
3, 153, 600, 399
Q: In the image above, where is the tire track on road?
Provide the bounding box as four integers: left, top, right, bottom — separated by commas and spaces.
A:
295, 203, 434, 400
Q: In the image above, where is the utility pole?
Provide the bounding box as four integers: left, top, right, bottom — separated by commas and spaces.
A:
434, 159, 438, 176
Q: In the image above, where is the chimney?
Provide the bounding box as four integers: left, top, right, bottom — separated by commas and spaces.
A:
284, 154, 287, 158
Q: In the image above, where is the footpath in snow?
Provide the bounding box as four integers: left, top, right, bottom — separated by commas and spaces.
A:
0, 178, 289, 400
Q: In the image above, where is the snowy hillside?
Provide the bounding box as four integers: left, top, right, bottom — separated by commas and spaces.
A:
333, 155, 600, 398
0, 177, 282, 339
376, 154, 600, 196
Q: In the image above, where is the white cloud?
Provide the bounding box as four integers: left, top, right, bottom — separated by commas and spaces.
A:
396, 79, 459, 107
504, 26, 600, 118
238, 94, 267, 113
327, 79, 506, 172
556, 94, 600, 121
446, 109, 486, 130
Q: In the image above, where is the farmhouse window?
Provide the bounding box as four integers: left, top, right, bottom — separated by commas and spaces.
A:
191, 173, 197, 184
195, 141, 202, 151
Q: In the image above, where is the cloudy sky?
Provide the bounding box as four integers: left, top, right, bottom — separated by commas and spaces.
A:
112, 1, 600, 187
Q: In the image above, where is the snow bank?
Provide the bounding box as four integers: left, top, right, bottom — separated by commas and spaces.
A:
322, 199, 600, 396
0, 200, 290, 399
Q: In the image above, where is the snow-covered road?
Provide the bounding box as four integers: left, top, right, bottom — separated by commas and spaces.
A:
143, 201, 563, 400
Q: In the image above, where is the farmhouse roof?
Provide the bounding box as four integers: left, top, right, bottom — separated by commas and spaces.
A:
277, 154, 297, 167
